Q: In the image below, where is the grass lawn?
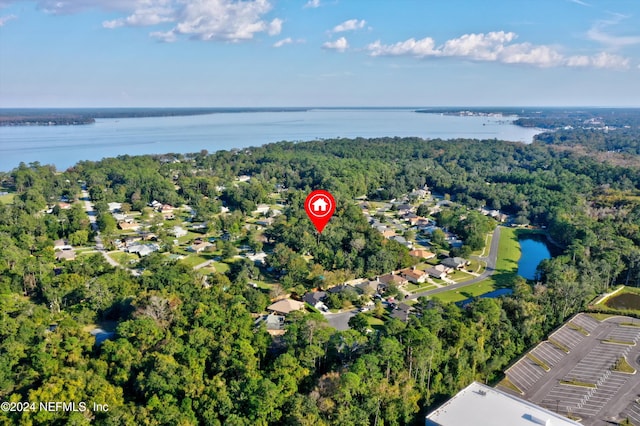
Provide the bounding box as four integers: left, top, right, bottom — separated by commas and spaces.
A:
407, 283, 437, 293
433, 280, 500, 303
471, 233, 493, 256
433, 227, 521, 303
179, 255, 211, 268
212, 261, 230, 274
177, 231, 202, 244
109, 251, 138, 266
466, 260, 485, 274
0, 193, 15, 205
365, 315, 385, 331
448, 270, 475, 282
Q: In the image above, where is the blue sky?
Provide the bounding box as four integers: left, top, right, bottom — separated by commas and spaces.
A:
1, 0, 639, 107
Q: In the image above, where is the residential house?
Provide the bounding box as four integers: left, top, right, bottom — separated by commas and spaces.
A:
107, 202, 122, 212
112, 213, 128, 222
256, 217, 274, 227
55, 250, 76, 261
127, 243, 159, 257
400, 267, 429, 284
396, 204, 413, 215
425, 266, 448, 279
355, 279, 383, 295
53, 239, 73, 251
381, 229, 397, 238
253, 204, 270, 215
118, 221, 140, 231
303, 291, 327, 310
379, 273, 408, 287
267, 298, 305, 315
57, 202, 72, 210
442, 257, 469, 270
246, 251, 267, 265
390, 303, 414, 322
327, 284, 359, 296
390, 235, 413, 249
160, 204, 174, 214
409, 249, 436, 260
188, 241, 213, 253
264, 313, 286, 334
171, 226, 188, 238
236, 175, 251, 182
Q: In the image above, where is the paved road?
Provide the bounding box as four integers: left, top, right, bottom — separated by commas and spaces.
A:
81, 186, 120, 268
324, 308, 359, 331
407, 226, 501, 300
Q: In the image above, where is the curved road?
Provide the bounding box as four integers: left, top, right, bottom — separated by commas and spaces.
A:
407, 226, 502, 300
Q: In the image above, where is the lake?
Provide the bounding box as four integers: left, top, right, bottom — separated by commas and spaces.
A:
517, 234, 553, 280
0, 109, 544, 172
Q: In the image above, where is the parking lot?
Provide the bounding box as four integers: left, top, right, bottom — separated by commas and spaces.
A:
500, 314, 640, 425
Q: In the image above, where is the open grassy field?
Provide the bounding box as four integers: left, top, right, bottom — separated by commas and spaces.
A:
433, 226, 522, 303
108, 251, 138, 266
0, 193, 15, 205
433, 279, 502, 303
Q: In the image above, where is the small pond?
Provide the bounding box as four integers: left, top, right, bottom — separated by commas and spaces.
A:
605, 293, 640, 310
517, 235, 553, 280
90, 328, 115, 345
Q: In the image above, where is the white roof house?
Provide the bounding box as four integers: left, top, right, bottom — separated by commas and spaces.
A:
425, 382, 581, 426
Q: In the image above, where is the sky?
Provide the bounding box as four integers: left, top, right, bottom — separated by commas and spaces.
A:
1, 0, 640, 107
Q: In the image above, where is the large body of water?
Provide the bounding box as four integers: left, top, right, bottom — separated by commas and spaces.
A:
0, 109, 544, 171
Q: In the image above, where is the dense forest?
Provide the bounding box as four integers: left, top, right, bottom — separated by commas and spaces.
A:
1, 136, 640, 425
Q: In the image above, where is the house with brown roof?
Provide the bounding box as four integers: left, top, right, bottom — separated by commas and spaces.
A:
379, 273, 408, 287
400, 267, 429, 284
409, 249, 436, 260
267, 298, 306, 315
118, 221, 140, 231
55, 250, 76, 261
381, 229, 397, 238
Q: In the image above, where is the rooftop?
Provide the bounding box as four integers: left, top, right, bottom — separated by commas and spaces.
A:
425, 382, 581, 426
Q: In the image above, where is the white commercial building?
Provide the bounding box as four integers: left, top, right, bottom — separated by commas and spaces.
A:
426, 382, 581, 426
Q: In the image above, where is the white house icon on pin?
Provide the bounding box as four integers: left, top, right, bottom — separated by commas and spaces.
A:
312, 197, 328, 212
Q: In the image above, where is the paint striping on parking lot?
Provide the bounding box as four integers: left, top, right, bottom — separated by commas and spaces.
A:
499, 314, 640, 426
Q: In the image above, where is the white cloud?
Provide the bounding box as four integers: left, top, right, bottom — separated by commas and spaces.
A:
367, 30, 632, 70
440, 31, 516, 60
173, 0, 279, 42
273, 37, 305, 47
367, 37, 437, 57
567, 52, 630, 69
586, 14, 640, 49
21, 0, 283, 42
331, 19, 366, 33
304, 0, 320, 8
498, 43, 565, 67
0, 13, 16, 26
322, 36, 348, 52
267, 17, 282, 36
568, 0, 591, 7
103, 3, 174, 29
273, 37, 292, 47
150, 29, 177, 43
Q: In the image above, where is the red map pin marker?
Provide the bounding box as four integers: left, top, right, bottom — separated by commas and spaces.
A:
304, 190, 336, 234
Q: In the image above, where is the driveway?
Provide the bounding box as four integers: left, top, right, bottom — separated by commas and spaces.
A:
324, 308, 359, 331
